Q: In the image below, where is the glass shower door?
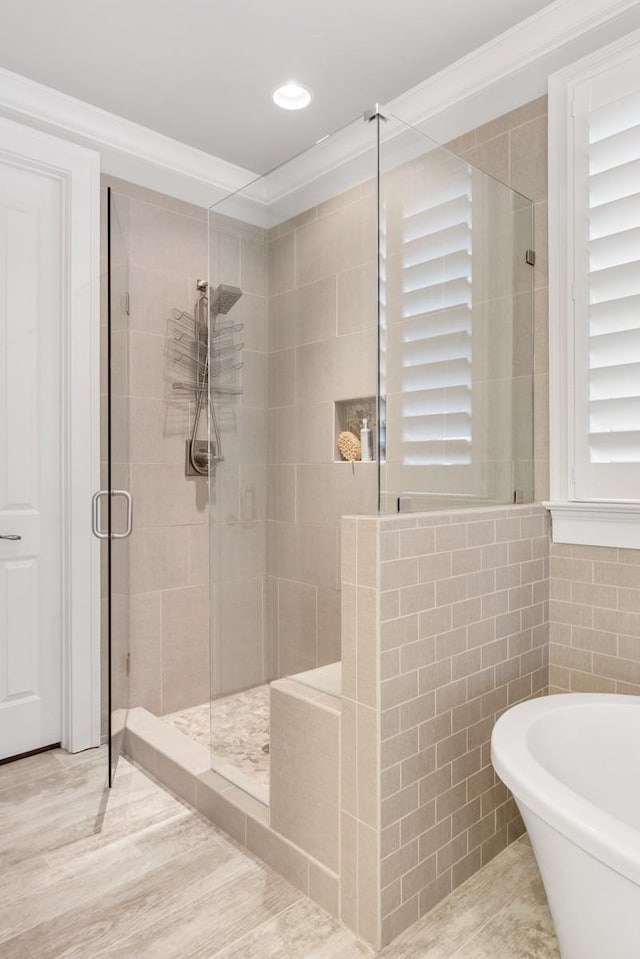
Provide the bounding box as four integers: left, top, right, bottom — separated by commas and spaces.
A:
104, 187, 131, 785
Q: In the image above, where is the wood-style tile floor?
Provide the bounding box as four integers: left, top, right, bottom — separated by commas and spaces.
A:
0, 746, 560, 958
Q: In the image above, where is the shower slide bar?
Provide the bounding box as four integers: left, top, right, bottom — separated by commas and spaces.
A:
169, 280, 244, 476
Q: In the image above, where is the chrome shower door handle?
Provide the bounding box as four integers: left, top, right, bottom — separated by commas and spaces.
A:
91, 490, 133, 539
0, 534, 21, 541
92, 490, 109, 539
111, 490, 133, 539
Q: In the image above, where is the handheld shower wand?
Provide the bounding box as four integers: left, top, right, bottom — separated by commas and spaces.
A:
187, 282, 243, 477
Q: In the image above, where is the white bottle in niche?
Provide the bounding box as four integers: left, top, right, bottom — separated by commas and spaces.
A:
360, 418, 373, 461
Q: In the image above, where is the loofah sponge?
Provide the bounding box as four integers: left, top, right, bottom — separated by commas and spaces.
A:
338, 431, 361, 461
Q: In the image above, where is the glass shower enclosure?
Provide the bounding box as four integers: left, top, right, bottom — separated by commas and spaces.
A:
206, 108, 534, 799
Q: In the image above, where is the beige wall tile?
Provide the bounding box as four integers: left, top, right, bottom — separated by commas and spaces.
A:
340, 812, 358, 931
509, 116, 548, 202
357, 586, 378, 707
269, 276, 337, 351
382, 559, 418, 591
400, 692, 437, 734
267, 349, 296, 407
130, 465, 208, 528
358, 705, 380, 831
268, 231, 295, 295
337, 261, 377, 335
382, 727, 419, 770
267, 465, 296, 523
381, 896, 420, 948
381, 590, 401, 622
461, 134, 509, 185
401, 637, 437, 673
381, 672, 419, 711
317, 586, 342, 665
341, 697, 357, 817
128, 592, 163, 713
241, 237, 268, 296
381, 614, 419, 652
188, 524, 209, 586
277, 578, 317, 676
161, 585, 209, 713
297, 464, 377, 527
128, 199, 207, 276
116, 526, 189, 595
308, 862, 340, 920
358, 518, 379, 589
295, 199, 377, 288
342, 582, 357, 701
474, 95, 547, 145
215, 578, 265, 695
358, 822, 380, 946
295, 331, 377, 407
246, 818, 309, 894
270, 685, 340, 871
381, 836, 419, 888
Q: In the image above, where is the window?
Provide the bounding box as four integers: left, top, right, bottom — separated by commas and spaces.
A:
547, 29, 640, 547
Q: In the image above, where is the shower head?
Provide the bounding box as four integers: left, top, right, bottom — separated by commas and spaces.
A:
210, 283, 243, 316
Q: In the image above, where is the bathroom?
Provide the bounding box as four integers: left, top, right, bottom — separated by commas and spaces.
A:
1, 2, 640, 957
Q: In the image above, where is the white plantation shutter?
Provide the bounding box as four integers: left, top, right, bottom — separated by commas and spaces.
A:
398, 169, 473, 466
573, 56, 640, 499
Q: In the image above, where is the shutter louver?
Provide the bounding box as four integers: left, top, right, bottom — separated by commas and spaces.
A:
581, 73, 640, 493
399, 176, 473, 466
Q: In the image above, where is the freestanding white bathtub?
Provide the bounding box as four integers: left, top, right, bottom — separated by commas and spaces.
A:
492, 694, 640, 959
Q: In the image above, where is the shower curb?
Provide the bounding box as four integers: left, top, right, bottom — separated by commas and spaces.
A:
123, 707, 343, 926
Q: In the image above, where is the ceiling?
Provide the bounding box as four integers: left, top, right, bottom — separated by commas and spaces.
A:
0, 0, 558, 173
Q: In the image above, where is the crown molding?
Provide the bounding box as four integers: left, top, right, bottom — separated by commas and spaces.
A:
258, 0, 640, 216
0, 0, 638, 214
0, 66, 257, 208
391, 0, 640, 130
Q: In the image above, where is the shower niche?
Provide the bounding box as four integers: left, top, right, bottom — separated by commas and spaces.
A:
334, 396, 377, 462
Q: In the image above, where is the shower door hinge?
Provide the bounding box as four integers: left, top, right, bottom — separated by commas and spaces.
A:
525, 249, 536, 267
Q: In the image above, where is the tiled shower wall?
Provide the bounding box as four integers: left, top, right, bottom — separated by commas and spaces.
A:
342, 505, 550, 948
265, 190, 378, 677
208, 213, 270, 697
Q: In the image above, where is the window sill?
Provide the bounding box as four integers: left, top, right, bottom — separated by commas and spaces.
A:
543, 501, 640, 550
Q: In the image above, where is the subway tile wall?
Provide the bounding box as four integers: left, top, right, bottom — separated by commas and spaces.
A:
549, 543, 640, 695
449, 97, 640, 701
343, 505, 549, 947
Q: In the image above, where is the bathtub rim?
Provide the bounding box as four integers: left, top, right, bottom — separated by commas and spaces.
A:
491, 693, 640, 886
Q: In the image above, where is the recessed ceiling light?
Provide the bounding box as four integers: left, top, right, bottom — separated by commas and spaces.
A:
272, 81, 312, 111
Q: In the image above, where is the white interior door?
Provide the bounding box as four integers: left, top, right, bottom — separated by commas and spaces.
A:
0, 148, 64, 759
